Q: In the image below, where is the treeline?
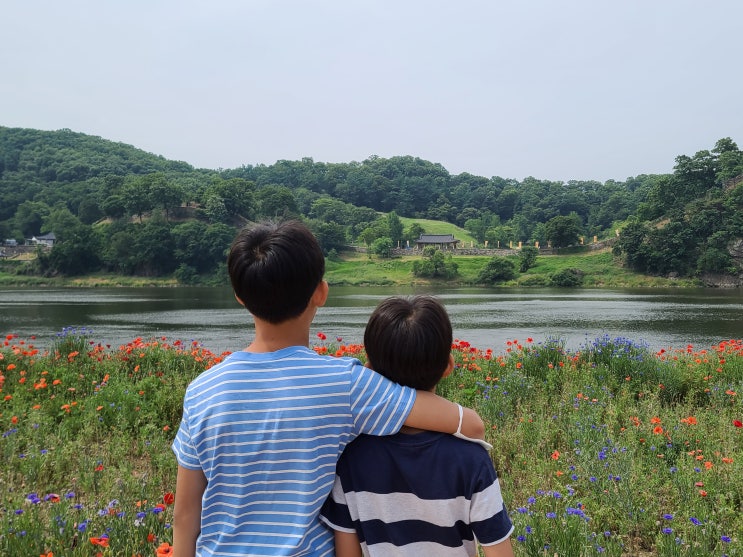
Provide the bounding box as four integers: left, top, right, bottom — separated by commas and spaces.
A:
0, 126, 742, 283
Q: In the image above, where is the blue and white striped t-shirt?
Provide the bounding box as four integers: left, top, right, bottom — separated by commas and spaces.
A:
172, 346, 416, 557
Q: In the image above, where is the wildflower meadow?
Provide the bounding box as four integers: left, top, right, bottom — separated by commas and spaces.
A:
1, 329, 741, 556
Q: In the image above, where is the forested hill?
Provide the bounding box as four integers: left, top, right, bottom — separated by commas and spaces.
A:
1, 126, 742, 285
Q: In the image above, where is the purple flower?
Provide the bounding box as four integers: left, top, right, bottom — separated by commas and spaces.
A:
662, 527, 673, 535
690, 517, 701, 526
663, 514, 673, 520
721, 536, 731, 543
546, 512, 557, 519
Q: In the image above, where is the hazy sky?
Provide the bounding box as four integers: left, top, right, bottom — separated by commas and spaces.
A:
2, 1, 741, 182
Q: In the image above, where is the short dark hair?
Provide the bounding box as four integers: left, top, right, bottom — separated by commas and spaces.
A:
363, 296, 452, 391
227, 220, 325, 324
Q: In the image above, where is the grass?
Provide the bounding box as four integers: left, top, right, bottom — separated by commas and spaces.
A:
399, 217, 478, 246
1, 329, 741, 556
325, 249, 702, 288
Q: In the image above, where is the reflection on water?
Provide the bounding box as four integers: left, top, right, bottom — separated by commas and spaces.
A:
1, 286, 741, 354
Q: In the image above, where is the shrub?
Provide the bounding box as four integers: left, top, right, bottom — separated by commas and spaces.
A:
550, 267, 584, 287
477, 256, 517, 284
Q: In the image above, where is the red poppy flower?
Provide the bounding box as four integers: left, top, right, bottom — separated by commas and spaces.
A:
734, 420, 742, 428
163, 492, 175, 505
89, 536, 109, 547
156, 542, 173, 556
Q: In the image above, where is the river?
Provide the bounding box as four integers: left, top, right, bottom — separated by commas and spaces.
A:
1, 286, 741, 354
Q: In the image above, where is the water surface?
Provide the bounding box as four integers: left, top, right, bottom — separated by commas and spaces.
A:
1, 286, 741, 354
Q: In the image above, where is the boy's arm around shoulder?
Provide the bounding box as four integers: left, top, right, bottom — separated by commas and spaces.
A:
405, 390, 485, 439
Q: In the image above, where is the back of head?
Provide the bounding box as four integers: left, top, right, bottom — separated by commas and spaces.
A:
227, 220, 325, 324
363, 296, 453, 391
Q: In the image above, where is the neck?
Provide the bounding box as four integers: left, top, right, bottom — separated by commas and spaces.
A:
399, 386, 438, 435
246, 313, 314, 353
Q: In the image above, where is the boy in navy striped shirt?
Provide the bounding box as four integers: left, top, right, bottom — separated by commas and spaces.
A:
321, 296, 514, 557
172, 221, 486, 557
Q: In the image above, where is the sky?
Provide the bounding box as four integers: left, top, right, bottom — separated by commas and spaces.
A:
2, 0, 742, 182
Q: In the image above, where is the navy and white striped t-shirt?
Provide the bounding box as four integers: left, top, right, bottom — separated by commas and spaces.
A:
320, 431, 514, 556
172, 347, 416, 557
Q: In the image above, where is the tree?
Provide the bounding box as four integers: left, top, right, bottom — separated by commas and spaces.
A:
123, 178, 153, 222
102, 228, 138, 274
412, 247, 458, 278
403, 222, 425, 246
147, 173, 184, 221
476, 256, 516, 284
387, 211, 404, 248
77, 198, 103, 224
14, 201, 50, 237
613, 221, 651, 272
41, 222, 102, 275
101, 194, 127, 220
371, 237, 393, 259
518, 246, 539, 272
313, 221, 348, 254
256, 186, 299, 219
550, 268, 584, 287
132, 218, 176, 276
545, 214, 582, 248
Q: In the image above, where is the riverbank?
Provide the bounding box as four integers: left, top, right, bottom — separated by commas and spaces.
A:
0, 249, 703, 288
324, 250, 702, 288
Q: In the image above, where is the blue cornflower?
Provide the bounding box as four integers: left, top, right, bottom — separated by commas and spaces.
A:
546, 512, 557, 519
662, 527, 673, 534
721, 536, 731, 543
663, 514, 673, 520
690, 517, 701, 526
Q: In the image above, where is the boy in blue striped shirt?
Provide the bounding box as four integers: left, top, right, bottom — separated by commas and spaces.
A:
172, 220, 485, 557
320, 296, 514, 557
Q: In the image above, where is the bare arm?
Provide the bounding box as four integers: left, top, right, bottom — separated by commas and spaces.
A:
481, 538, 515, 557
334, 530, 363, 557
173, 465, 207, 557
404, 391, 485, 439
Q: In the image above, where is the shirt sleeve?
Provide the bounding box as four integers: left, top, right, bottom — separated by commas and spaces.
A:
469, 458, 514, 546
319, 474, 356, 534
348, 363, 416, 436
171, 403, 201, 470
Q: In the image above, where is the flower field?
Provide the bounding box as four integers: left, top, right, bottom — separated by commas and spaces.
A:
1, 330, 741, 556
